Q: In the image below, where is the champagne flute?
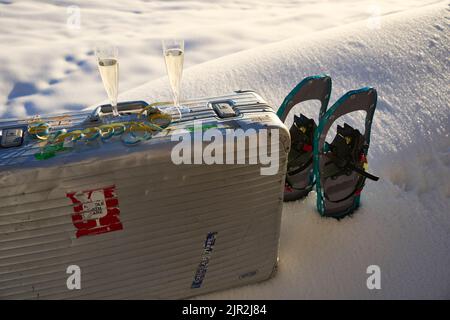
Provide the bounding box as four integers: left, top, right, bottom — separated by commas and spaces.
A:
95, 44, 120, 117
162, 39, 184, 120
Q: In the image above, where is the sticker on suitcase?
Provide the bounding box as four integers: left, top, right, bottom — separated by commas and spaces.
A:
191, 232, 217, 289
66, 185, 123, 238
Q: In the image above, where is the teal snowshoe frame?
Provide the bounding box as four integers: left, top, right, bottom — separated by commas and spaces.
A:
277, 75, 332, 201
314, 87, 378, 218
277, 75, 332, 122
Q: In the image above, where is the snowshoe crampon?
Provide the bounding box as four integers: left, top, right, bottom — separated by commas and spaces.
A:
277, 75, 332, 201
314, 87, 379, 219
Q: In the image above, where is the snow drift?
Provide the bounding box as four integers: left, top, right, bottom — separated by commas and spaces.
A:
0, 0, 439, 118
119, 2, 449, 299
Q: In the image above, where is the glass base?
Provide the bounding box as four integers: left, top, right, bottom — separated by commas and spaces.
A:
157, 105, 188, 122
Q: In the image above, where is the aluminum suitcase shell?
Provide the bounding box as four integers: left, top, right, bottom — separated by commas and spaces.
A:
0, 91, 290, 299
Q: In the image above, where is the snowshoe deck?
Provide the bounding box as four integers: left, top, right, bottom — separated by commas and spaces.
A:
314, 87, 378, 218
277, 75, 332, 202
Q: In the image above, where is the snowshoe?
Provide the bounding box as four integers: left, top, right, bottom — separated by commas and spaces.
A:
314, 87, 379, 219
277, 75, 332, 201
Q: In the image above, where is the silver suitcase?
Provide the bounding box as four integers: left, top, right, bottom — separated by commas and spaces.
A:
0, 91, 290, 299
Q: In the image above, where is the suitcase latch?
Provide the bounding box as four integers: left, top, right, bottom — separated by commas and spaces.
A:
210, 100, 238, 118
0, 127, 25, 148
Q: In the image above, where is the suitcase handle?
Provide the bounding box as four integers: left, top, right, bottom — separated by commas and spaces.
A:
85, 101, 150, 122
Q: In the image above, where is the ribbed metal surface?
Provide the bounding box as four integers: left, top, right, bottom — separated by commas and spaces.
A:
0, 92, 289, 299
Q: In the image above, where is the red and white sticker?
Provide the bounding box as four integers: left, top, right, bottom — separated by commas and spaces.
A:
66, 185, 123, 238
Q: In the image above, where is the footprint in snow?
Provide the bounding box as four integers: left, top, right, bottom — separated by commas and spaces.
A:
48, 79, 60, 85
346, 41, 366, 49
433, 24, 444, 31
7, 82, 38, 100
65, 54, 76, 63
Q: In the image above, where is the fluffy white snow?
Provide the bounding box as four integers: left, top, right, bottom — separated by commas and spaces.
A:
0, 0, 442, 118
1, 0, 449, 299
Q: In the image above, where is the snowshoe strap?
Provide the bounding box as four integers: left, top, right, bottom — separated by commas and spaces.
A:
287, 114, 315, 175
323, 176, 365, 203
324, 134, 379, 182
288, 156, 313, 176
346, 162, 379, 181
323, 152, 379, 181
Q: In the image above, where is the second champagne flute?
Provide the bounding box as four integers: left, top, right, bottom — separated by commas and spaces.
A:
162, 39, 184, 120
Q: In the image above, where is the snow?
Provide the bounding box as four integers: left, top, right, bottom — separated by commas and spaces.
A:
1, 0, 449, 299
0, 0, 441, 118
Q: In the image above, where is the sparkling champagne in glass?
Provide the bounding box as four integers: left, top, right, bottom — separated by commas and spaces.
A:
95, 45, 119, 117
162, 39, 184, 109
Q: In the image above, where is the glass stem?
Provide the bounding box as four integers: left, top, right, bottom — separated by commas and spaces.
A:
173, 91, 179, 108
171, 92, 182, 121
112, 102, 119, 117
